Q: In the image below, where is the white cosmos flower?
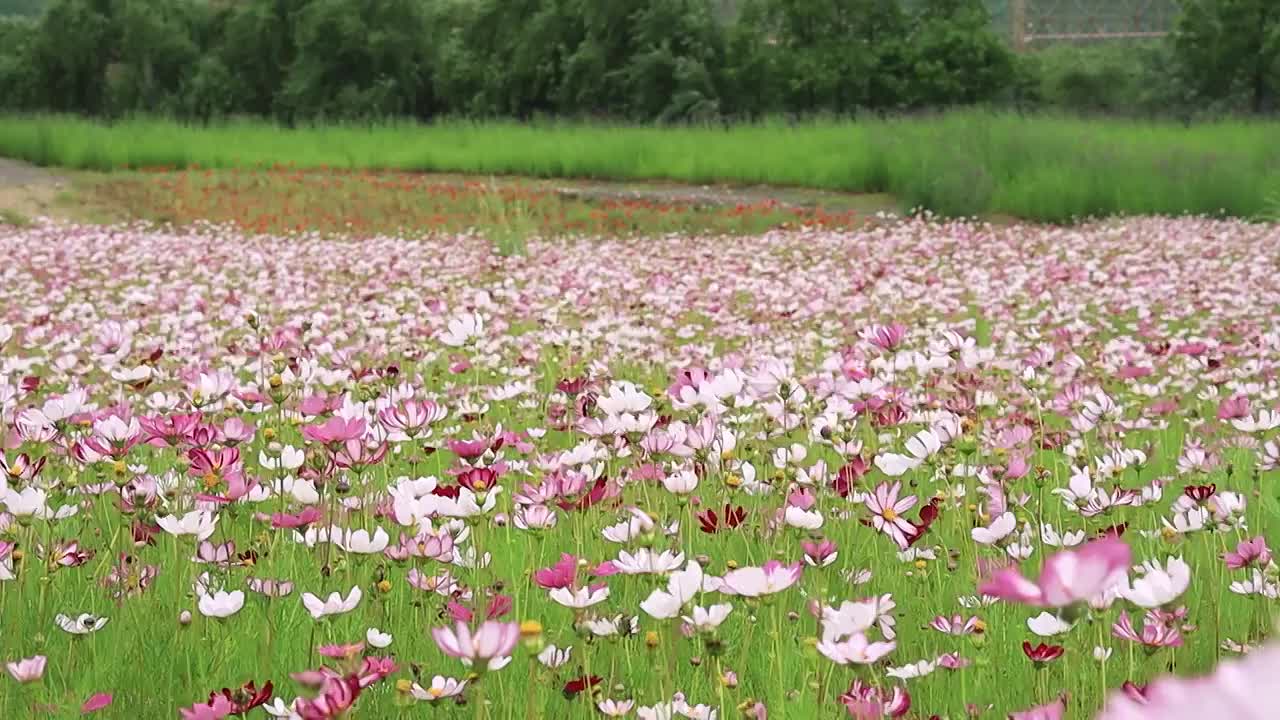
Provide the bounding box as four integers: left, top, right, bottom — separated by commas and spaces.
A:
598, 699, 636, 717
3, 487, 78, 520
662, 469, 699, 495
549, 585, 610, 609
597, 381, 652, 415
784, 505, 824, 529
438, 312, 484, 347
301, 586, 363, 619
260, 446, 305, 471
366, 627, 393, 648
1027, 612, 1074, 636
263, 697, 302, 718
1040, 524, 1085, 547
198, 590, 246, 618
971, 512, 1016, 545
874, 453, 919, 477
640, 560, 703, 619
410, 676, 468, 702
55, 613, 109, 634
332, 527, 390, 554
1232, 409, 1280, 433
537, 644, 572, 668
156, 510, 218, 541
1093, 646, 1113, 662
582, 615, 638, 637
602, 507, 656, 543
1120, 556, 1191, 608
613, 549, 685, 575
886, 658, 937, 679
682, 603, 732, 632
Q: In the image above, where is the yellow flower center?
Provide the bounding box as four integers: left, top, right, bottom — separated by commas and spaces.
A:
428, 687, 443, 698
882, 508, 898, 521
202, 472, 220, 490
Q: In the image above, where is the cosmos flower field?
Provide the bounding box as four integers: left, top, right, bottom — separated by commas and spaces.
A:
2, 215, 1279, 719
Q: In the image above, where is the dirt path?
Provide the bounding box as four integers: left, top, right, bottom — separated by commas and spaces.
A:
0, 155, 899, 227
0, 158, 68, 223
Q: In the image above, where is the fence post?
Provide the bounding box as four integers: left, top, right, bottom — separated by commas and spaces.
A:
1011, 0, 1027, 51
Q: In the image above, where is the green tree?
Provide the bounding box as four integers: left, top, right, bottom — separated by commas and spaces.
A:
1174, 0, 1280, 113
279, 0, 434, 120
904, 0, 1013, 108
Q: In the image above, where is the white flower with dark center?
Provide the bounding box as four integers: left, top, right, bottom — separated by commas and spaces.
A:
56, 613, 109, 634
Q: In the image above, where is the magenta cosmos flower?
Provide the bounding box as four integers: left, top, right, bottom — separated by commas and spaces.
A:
1097, 639, 1280, 719
980, 536, 1130, 607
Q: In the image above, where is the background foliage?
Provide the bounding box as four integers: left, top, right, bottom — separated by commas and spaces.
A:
0, 0, 1275, 121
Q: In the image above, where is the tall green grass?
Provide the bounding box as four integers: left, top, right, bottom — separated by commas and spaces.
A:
3, 112, 1279, 221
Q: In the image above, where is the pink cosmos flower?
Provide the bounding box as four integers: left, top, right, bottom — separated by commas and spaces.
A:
718, 560, 803, 597
81, 693, 113, 714
1217, 395, 1250, 420
272, 507, 323, 529
979, 536, 1131, 607
331, 439, 388, 470
864, 481, 919, 549
928, 615, 982, 636
302, 417, 367, 446
861, 323, 908, 352
534, 554, 578, 589
220, 417, 255, 445
318, 643, 365, 659
1097, 639, 1280, 719
819, 632, 896, 666
839, 680, 910, 718
5, 654, 46, 682
1112, 613, 1183, 648
1223, 536, 1271, 570
179, 694, 236, 720
430, 620, 519, 669
802, 539, 838, 567
1009, 696, 1067, 720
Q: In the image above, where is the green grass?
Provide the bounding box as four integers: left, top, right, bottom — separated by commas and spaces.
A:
2, 112, 1279, 222
0, 207, 30, 226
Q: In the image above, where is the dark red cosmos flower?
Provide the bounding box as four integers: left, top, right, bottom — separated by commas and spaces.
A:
456, 467, 500, 492
430, 484, 462, 500
131, 520, 160, 547
1120, 681, 1148, 704
697, 504, 746, 534
562, 674, 602, 698
296, 674, 361, 720
556, 376, 589, 395
1097, 523, 1128, 539
904, 498, 942, 547
831, 456, 871, 498
1183, 484, 1216, 502
556, 478, 611, 512
1022, 641, 1064, 663
206, 680, 273, 715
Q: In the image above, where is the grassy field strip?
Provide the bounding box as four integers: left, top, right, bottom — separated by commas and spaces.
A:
2, 112, 1278, 221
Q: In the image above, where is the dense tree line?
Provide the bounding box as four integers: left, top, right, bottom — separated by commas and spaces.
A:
0, 0, 1275, 122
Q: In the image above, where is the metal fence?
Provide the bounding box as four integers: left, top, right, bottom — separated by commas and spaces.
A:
1000, 0, 1181, 48
715, 0, 1183, 47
